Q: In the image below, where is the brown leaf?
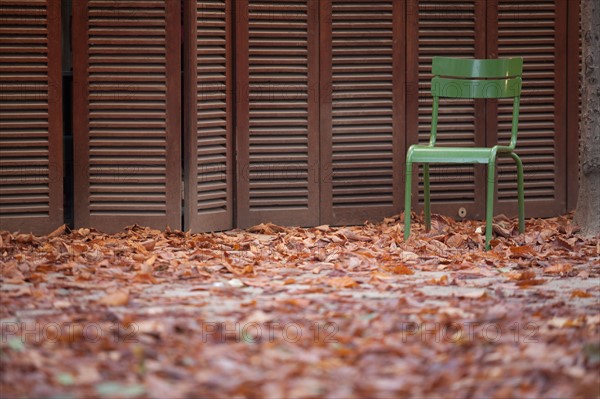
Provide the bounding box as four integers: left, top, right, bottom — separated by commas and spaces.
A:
446, 234, 465, 248
370, 271, 394, 281
133, 272, 158, 284
327, 276, 359, 288
428, 275, 449, 286
459, 289, 488, 299
539, 229, 556, 240
141, 239, 156, 251
338, 229, 371, 242
516, 279, 545, 288
543, 263, 572, 274
389, 264, 414, 275
505, 270, 536, 281
98, 290, 129, 306
144, 254, 157, 267
248, 222, 286, 234
492, 223, 512, 238
47, 224, 68, 238
554, 236, 576, 251
509, 245, 536, 257
571, 290, 592, 298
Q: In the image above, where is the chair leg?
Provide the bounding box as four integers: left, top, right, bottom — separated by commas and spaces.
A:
404, 161, 413, 241
510, 152, 525, 234
424, 163, 431, 231
485, 161, 496, 251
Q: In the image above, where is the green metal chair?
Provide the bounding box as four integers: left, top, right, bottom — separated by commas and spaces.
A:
404, 57, 525, 250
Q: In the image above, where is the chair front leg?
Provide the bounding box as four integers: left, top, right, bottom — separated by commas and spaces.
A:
485, 161, 496, 251
404, 161, 413, 241
424, 163, 431, 231
510, 152, 525, 234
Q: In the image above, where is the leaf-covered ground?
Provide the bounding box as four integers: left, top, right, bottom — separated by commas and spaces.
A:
1, 213, 599, 398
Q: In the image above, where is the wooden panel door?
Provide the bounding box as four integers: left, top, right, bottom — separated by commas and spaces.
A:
184, 0, 233, 232
236, 0, 320, 228
319, 0, 405, 225
0, 0, 63, 234
487, 0, 568, 217
406, 0, 487, 220
73, 0, 181, 232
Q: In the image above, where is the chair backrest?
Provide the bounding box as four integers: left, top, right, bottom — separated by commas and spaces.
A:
431, 57, 523, 99
427, 57, 524, 149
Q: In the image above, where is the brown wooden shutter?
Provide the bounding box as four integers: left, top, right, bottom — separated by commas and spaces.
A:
319, 0, 405, 225
0, 0, 63, 234
406, 0, 487, 220
73, 0, 181, 232
487, 0, 567, 217
235, 0, 320, 228
184, 0, 233, 232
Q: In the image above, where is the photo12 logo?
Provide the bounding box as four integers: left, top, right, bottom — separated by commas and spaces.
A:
399, 321, 539, 344
1, 321, 139, 345
199, 321, 339, 344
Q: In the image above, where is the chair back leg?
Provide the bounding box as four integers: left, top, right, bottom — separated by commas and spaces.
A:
404, 161, 413, 241
510, 152, 525, 233
485, 161, 496, 250
424, 163, 431, 231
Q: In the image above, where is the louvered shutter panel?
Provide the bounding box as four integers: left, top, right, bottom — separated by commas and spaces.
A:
184, 0, 233, 232
0, 0, 63, 234
319, 0, 405, 225
407, 0, 487, 220
235, 0, 320, 228
488, 0, 567, 217
73, 0, 181, 232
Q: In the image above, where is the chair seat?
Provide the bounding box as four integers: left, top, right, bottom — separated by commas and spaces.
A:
408, 145, 499, 164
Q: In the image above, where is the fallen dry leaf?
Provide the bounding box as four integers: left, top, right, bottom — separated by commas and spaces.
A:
516, 279, 546, 288
388, 264, 414, 275
428, 275, 450, 286
248, 222, 286, 234
370, 271, 394, 281
505, 270, 536, 281
140, 239, 156, 251
446, 234, 465, 247
571, 290, 593, 298
510, 245, 536, 257
327, 276, 359, 288
98, 290, 129, 306
544, 264, 573, 274
459, 289, 488, 299
144, 254, 157, 267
